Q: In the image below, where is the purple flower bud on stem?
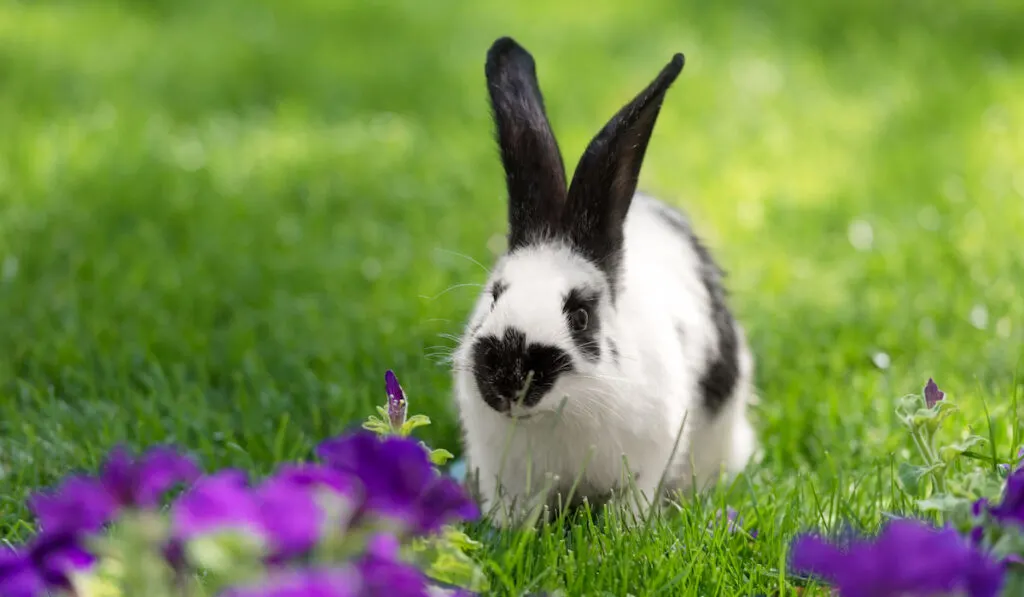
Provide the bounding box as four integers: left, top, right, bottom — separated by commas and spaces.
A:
923, 378, 945, 409
385, 370, 407, 432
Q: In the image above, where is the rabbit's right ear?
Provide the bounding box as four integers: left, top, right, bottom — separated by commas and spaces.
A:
485, 37, 568, 252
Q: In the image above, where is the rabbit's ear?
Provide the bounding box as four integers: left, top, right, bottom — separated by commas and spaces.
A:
563, 53, 685, 281
486, 37, 568, 251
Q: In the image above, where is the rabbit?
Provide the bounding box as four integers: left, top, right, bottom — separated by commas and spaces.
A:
452, 37, 757, 526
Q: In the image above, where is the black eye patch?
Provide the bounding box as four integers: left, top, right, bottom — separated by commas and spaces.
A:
562, 287, 601, 362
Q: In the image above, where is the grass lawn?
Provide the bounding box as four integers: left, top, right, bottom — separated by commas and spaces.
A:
2, 0, 1024, 594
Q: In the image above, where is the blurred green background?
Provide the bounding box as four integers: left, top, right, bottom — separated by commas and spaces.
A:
1, 0, 1023, 549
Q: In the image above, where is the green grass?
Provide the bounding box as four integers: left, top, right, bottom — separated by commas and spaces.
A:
2, 0, 1024, 594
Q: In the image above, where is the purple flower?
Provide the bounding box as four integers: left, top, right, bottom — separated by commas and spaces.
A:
385, 370, 408, 431
27, 445, 200, 539
970, 498, 989, 546
162, 538, 187, 574
365, 534, 400, 560
415, 476, 481, 534
0, 531, 93, 597
28, 475, 117, 535
990, 467, 1024, 527
172, 465, 353, 563
355, 553, 429, 597
272, 463, 354, 497
100, 444, 201, 508
317, 432, 479, 535
790, 519, 1004, 597
172, 470, 261, 539
219, 567, 359, 597
254, 476, 324, 560
0, 548, 45, 597
257, 464, 354, 560
923, 378, 945, 408
705, 507, 758, 538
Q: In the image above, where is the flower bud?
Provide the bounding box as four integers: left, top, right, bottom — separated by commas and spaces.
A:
385, 370, 407, 432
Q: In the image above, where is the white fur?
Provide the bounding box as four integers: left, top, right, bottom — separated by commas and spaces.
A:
453, 193, 756, 525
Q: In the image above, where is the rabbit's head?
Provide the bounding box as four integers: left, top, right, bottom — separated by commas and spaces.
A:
459, 37, 684, 418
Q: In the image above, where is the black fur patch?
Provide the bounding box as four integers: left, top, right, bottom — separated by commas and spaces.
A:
472, 327, 574, 413
562, 287, 601, 362
485, 38, 568, 252
652, 201, 740, 417
491, 280, 508, 302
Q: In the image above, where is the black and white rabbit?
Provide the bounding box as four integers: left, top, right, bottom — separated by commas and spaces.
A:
453, 37, 757, 525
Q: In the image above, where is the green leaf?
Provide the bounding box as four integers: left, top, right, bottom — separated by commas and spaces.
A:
408, 533, 490, 593
896, 393, 924, 417
938, 435, 988, 463
916, 494, 973, 514
945, 467, 1005, 499
361, 419, 392, 436
898, 462, 941, 497
400, 414, 432, 435
442, 526, 483, 551
987, 524, 1024, 571
428, 447, 455, 466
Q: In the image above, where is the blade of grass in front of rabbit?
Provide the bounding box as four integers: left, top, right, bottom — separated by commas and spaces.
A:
618, 452, 646, 526
493, 393, 525, 525
555, 437, 597, 529
645, 409, 690, 531
519, 369, 537, 519
493, 368, 542, 527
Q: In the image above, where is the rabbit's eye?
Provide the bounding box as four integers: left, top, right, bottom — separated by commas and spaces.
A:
569, 308, 589, 332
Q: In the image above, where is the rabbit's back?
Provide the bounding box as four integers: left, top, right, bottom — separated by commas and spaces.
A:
619, 192, 750, 420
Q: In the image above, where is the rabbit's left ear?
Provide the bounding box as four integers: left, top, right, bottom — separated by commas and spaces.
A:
563, 53, 685, 280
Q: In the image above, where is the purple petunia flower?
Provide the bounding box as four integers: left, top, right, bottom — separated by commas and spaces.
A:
365, 533, 400, 561
790, 519, 1004, 597
414, 475, 481, 534
316, 431, 479, 535
172, 470, 260, 540
385, 370, 408, 431
27, 444, 200, 539
355, 553, 429, 597
970, 498, 989, 546
0, 548, 45, 597
100, 444, 201, 508
28, 475, 117, 536
923, 378, 945, 409
219, 567, 360, 597
254, 475, 325, 560
272, 463, 354, 497
171, 465, 355, 563
0, 530, 93, 597
989, 467, 1024, 527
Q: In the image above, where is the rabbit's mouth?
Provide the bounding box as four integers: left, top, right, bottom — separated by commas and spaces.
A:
508, 410, 535, 421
